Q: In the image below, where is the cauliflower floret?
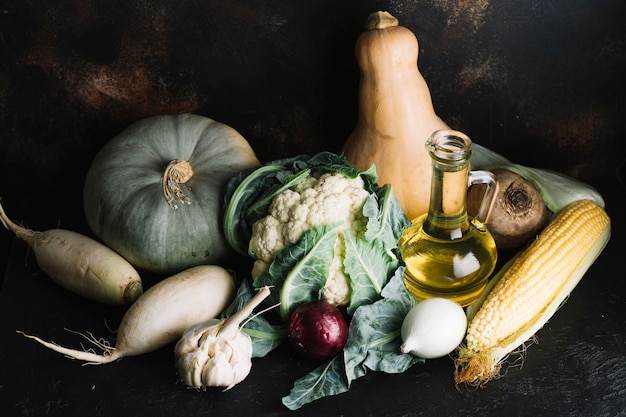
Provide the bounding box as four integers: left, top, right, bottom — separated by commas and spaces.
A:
293, 175, 318, 193
268, 189, 301, 223
321, 236, 351, 305
251, 259, 269, 280
249, 216, 284, 264
321, 270, 351, 306
249, 171, 370, 306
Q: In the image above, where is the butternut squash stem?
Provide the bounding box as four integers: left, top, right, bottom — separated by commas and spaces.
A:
162, 159, 194, 209
365, 11, 399, 30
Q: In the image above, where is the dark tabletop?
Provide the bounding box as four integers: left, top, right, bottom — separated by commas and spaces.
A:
1, 176, 624, 417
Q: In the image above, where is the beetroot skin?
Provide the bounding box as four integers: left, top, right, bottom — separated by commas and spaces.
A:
287, 301, 349, 361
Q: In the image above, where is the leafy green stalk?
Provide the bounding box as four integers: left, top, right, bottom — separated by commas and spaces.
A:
343, 233, 398, 315
282, 357, 348, 410
343, 181, 408, 314
363, 183, 410, 248
223, 164, 287, 255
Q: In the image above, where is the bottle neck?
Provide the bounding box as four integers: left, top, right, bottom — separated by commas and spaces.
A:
423, 159, 471, 238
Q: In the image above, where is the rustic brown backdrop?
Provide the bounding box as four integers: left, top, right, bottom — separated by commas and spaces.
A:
1, 0, 625, 272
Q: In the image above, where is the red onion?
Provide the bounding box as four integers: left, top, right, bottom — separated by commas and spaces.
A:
287, 301, 349, 361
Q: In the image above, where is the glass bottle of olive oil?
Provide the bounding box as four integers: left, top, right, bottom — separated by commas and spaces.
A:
399, 130, 499, 307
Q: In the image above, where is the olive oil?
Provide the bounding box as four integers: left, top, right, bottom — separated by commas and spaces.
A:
400, 216, 497, 307
399, 130, 499, 307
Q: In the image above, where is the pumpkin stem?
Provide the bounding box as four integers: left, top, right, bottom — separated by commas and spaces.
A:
162, 159, 194, 209
365, 11, 399, 30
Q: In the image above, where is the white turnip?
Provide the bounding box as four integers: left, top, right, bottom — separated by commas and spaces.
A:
0, 200, 142, 306
17, 265, 237, 364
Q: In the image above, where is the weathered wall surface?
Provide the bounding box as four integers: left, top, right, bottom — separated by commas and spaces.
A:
1, 0, 624, 265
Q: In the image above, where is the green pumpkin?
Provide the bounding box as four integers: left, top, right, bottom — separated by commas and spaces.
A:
83, 114, 260, 274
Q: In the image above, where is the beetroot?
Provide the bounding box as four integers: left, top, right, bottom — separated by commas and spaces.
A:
287, 301, 349, 361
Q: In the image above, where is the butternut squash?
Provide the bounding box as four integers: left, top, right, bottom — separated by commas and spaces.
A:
342, 11, 449, 220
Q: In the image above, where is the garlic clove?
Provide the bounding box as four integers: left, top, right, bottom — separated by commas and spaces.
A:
201, 351, 239, 388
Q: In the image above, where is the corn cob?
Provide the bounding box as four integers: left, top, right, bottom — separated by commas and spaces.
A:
454, 199, 611, 387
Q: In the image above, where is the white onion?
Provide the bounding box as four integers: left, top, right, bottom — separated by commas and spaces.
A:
400, 298, 467, 359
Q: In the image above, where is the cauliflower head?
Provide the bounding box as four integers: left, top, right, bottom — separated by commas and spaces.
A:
249, 171, 370, 306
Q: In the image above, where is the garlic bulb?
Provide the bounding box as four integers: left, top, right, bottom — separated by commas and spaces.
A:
174, 286, 271, 390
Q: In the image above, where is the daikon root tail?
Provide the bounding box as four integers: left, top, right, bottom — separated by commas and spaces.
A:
0, 202, 39, 241
16, 330, 120, 365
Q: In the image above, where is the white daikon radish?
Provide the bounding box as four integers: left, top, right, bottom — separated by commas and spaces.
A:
17, 265, 237, 364
0, 200, 142, 305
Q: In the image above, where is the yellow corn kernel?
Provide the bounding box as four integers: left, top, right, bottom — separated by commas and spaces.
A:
455, 199, 611, 386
